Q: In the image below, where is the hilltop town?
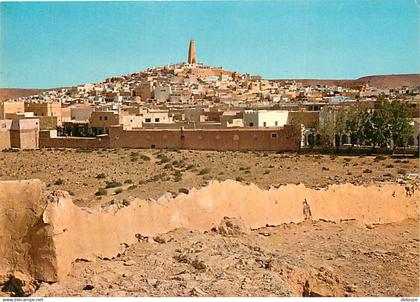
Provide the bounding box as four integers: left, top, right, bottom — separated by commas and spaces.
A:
0, 40, 419, 151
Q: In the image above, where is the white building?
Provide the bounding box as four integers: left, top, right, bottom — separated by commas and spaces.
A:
122, 115, 143, 130
243, 110, 289, 128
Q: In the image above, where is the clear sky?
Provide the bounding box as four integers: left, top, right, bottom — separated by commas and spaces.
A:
1, 0, 419, 88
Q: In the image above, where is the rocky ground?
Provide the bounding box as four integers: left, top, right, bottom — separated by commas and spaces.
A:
0, 148, 418, 208
34, 218, 419, 297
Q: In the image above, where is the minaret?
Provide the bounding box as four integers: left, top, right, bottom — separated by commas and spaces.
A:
188, 39, 197, 64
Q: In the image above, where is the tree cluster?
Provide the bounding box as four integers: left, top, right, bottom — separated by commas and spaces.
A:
318, 95, 414, 151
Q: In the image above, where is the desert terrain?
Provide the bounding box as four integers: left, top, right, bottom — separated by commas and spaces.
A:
0, 148, 418, 208
0, 88, 46, 101
0, 148, 419, 297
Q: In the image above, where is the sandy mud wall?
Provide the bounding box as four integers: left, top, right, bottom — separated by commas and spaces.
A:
106, 126, 298, 151
0, 180, 418, 283
0, 180, 59, 284
44, 181, 419, 280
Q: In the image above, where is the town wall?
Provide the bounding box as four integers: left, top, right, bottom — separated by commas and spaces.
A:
107, 126, 298, 151
39, 131, 109, 149
39, 126, 299, 151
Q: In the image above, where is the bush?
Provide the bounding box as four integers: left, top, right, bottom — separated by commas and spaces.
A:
76, 148, 93, 153
235, 176, 244, 182
198, 168, 210, 175
140, 154, 150, 161
124, 179, 133, 184
105, 180, 122, 189
363, 169, 372, 173
95, 188, 107, 196
96, 173, 106, 179
174, 171, 183, 182
114, 188, 123, 194
54, 178, 64, 185
164, 163, 173, 170
128, 185, 137, 190
397, 169, 407, 175
383, 173, 393, 177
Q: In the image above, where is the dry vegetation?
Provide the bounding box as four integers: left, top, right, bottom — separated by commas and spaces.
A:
0, 148, 418, 208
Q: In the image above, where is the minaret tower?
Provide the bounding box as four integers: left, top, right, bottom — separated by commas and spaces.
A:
187, 39, 197, 64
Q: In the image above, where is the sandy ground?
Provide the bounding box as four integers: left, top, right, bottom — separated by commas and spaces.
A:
34, 219, 419, 297
0, 148, 418, 208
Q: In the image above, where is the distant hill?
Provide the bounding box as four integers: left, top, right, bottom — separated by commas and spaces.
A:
275, 74, 420, 89
0, 88, 46, 101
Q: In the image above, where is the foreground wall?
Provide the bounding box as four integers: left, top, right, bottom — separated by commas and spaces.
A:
0, 180, 57, 284
0, 179, 418, 284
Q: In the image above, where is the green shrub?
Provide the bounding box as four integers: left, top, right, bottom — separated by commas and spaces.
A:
164, 163, 173, 170
235, 176, 244, 182
124, 179, 133, 184
198, 168, 210, 175
54, 178, 64, 185
105, 180, 122, 189
140, 154, 150, 161
397, 169, 407, 175
95, 188, 107, 196
114, 188, 123, 194
96, 173, 106, 179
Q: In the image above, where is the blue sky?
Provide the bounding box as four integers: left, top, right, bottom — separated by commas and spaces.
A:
1, 0, 419, 88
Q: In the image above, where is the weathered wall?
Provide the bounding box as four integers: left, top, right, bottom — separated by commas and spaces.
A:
0, 180, 418, 284
39, 135, 109, 149
0, 121, 11, 150
39, 126, 298, 151
0, 180, 57, 284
